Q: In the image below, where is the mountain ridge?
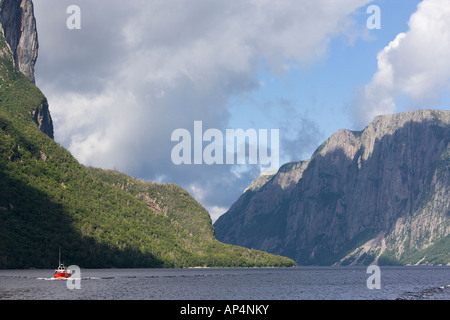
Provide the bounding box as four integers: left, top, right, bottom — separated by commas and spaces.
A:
215, 110, 450, 266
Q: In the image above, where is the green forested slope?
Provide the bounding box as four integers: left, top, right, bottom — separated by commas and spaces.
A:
0, 33, 295, 269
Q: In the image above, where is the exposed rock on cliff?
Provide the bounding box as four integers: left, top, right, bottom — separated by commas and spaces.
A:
0, 0, 38, 83
32, 98, 54, 139
0, 0, 53, 139
214, 110, 450, 266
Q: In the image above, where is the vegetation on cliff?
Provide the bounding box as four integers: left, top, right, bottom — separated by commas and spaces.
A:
0, 32, 295, 269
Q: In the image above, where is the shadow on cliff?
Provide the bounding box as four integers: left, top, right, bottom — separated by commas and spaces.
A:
0, 169, 165, 269
215, 115, 450, 266
0, 116, 164, 269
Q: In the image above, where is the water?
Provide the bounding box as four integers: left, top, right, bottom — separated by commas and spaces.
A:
0, 266, 449, 300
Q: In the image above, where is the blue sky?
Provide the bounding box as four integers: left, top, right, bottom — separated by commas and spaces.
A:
228, 0, 426, 162
33, 0, 450, 221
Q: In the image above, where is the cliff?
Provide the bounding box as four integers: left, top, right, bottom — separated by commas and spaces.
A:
0, 0, 38, 83
0, 0, 53, 139
214, 110, 450, 266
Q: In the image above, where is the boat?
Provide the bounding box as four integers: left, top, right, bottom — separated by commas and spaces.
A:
54, 248, 72, 279
54, 263, 72, 279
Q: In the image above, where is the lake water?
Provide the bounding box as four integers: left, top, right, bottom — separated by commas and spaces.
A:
0, 266, 449, 301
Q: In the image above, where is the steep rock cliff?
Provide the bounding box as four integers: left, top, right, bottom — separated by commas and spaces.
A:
0, 0, 38, 83
0, 0, 53, 139
214, 110, 450, 266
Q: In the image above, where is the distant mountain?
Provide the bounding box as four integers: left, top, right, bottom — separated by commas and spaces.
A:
215, 110, 450, 266
0, 0, 295, 269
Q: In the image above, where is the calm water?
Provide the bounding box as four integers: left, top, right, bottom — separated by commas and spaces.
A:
0, 266, 449, 300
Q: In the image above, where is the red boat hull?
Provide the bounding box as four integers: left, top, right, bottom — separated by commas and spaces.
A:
54, 271, 71, 279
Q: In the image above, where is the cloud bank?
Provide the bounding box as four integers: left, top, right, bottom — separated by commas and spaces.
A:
33, 0, 370, 221
351, 0, 450, 127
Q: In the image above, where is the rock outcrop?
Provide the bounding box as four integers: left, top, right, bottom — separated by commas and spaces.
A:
32, 98, 54, 139
214, 110, 450, 266
0, 0, 38, 83
0, 0, 54, 139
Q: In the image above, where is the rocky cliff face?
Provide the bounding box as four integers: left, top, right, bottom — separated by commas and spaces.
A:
214, 110, 450, 266
0, 0, 53, 139
0, 0, 38, 83
32, 98, 54, 139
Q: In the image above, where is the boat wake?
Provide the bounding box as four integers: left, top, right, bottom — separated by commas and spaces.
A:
36, 277, 100, 281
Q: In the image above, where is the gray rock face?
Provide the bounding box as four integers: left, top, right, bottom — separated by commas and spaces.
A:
0, 0, 53, 139
32, 98, 54, 139
214, 110, 450, 265
0, 0, 38, 83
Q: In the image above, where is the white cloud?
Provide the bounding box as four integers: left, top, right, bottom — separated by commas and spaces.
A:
33, 0, 370, 216
208, 206, 229, 224
351, 0, 450, 127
